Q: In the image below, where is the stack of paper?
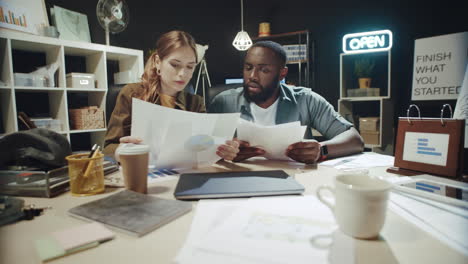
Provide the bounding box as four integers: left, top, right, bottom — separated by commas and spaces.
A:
389, 191, 468, 256
237, 120, 307, 160
174, 195, 355, 264
320, 152, 394, 170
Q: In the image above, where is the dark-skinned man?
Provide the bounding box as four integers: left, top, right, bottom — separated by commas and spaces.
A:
209, 41, 364, 164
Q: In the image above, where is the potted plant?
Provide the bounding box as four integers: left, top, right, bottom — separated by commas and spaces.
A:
354, 57, 375, 88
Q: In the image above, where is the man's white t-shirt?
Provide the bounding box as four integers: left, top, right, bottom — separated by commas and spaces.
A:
250, 99, 279, 126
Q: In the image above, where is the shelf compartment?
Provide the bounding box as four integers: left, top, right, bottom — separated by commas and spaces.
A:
106, 51, 143, 86
64, 49, 106, 90
69, 130, 106, 152
338, 98, 394, 150
340, 51, 390, 98
14, 90, 68, 131
11, 41, 63, 88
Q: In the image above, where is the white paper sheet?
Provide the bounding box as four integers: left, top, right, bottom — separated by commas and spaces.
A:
453, 64, 468, 147
389, 192, 468, 256
319, 152, 395, 170
131, 98, 239, 169
175, 195, 355, 264
237, 120, 307, 160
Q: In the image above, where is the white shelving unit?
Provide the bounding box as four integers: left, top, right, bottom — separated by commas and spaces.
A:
0, 30, 144, 151
338, 50, 394, 153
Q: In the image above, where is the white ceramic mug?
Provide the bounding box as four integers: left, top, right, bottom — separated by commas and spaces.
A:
316, 173, 392, 239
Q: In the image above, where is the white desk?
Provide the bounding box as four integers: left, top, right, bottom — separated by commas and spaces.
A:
0, 159, 466, 264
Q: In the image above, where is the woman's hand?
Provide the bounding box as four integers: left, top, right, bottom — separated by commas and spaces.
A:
119, 136, 143, 144
115, 136, 143, 161
216, 140, 240, 161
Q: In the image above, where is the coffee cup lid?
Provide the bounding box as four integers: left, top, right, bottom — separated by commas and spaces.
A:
117, 143, 150, 155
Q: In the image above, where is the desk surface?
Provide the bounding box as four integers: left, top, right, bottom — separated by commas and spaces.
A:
0, 159, 466, 264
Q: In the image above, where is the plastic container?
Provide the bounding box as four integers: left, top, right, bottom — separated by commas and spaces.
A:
31, 118, 62, 132
14, 73, 49, 87
114, 70, 137, 84
66, 73, 95, 88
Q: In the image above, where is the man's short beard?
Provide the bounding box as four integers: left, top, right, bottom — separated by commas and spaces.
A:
243, 78, 280, 104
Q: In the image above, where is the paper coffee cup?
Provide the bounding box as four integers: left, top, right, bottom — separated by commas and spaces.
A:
117, 144, 150, 194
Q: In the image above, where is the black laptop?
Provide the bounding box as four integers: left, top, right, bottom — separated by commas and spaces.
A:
174, 170, 305, 200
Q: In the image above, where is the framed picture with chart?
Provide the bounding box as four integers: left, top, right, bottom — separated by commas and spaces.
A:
393, 105, 465, 178
0, 0, 49, 35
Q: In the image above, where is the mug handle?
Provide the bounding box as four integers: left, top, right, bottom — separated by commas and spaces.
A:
316, 185, 335, 212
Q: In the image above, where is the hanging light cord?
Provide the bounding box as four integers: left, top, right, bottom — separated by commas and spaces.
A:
240, 0, 244, 31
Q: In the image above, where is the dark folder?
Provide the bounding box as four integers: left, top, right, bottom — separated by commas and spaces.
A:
174, 170, 305, 200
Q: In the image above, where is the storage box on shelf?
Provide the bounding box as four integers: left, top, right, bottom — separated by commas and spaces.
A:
359, 117, 380, 131
30, 118, 63, 132
0, 29, 143, 150
69, 106, 105, 130
338, 50, 393, 153
66, 73, 96, 89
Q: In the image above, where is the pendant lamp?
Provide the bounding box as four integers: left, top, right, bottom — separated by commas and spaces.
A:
232, 0, 252, 51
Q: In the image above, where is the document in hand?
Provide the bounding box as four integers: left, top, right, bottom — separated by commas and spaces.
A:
237, 120, 307, 160
174, 170, 305, 200
131, 98, 240, 169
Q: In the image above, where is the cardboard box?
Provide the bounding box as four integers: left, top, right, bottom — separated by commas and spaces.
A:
347, 88, 380, 97
361, 131, 380, 145
66, 73, 95, 89
69, 106, 104, 130
359, 117, 380, 132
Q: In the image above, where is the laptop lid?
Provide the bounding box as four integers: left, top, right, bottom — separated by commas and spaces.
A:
174, 170, 304, 200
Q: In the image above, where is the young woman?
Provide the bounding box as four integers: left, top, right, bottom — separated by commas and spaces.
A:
104, 30, 239, 160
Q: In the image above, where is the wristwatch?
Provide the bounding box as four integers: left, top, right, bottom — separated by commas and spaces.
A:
319, 144, 328, 161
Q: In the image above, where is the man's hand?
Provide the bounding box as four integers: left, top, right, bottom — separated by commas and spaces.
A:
232, 139, 265, 162
216, 140, 240, 161
285, 140, 321, 164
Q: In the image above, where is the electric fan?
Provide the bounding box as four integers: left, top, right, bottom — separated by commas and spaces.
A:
96, 0, 130, 45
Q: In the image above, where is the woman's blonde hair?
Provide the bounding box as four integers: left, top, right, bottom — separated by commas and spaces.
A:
140, 30, 197, 101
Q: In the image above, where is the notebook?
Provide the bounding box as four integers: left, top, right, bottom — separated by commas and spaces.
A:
174, 170, 305, 200
68, 190, 192, 237
35, 222, 114, 262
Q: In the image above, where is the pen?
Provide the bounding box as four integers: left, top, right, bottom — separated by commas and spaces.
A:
88, 144, 98, 158
83, 146, 100, 178
81, 144, 97, 175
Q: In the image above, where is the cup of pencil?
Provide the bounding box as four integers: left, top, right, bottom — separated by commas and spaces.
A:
66, 145, 105, 196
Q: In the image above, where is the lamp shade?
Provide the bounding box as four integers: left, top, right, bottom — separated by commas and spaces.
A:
196, 44, 208, 64
232, 31, 252, 51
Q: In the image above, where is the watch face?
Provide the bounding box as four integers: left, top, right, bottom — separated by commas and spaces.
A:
321, 145, 328, 156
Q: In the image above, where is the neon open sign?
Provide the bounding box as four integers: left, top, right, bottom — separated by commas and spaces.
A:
343, 30, 393, 54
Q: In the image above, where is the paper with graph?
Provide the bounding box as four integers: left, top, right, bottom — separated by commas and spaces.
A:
131, 98, 239, 169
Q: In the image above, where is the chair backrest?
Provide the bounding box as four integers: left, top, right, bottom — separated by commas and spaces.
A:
205, 83, 242, 109
106, 84, 125, 123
